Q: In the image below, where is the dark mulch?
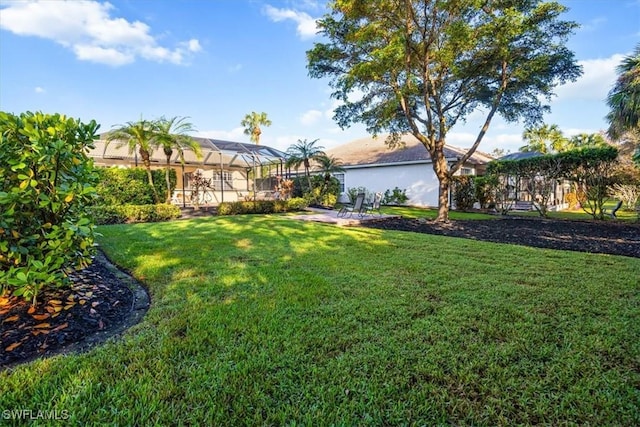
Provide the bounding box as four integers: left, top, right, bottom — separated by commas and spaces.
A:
0, 253, 149, 370
360, 216, 640, 258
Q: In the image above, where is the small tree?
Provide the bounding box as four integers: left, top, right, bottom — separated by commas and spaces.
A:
0, 111, 99, 304
106, 119, 160, 203
452, 176, 476, 211
285, 139, 326, 194
559, 147, 619, 219
519, 155, 563, 218
154, 116, 203, 203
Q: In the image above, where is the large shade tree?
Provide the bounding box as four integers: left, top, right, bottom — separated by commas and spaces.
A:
155, 116, 203, 203
606, 44, 640, 165
307, 0, 582, 221
106, 119, 160, 203
241, 111, 272, 145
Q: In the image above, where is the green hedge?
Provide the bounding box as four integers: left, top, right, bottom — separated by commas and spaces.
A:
217, 198, 308, 215
95, 167, 176, 206
89, 204, 181, 224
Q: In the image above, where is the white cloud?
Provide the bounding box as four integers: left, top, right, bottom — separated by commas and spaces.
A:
300, 109, 323, 125
184, 39, 201, 53
0, 0, 201, 66
554, 54, 625, 101
34, 86, 45, 94
263, 5, 319, 39
74, 44, 134, 66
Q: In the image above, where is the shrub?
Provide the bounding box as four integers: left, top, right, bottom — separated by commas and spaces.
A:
88, 204, 181, 224
95, 167, 175, 206
609, 183, 640, 210
0, 111, 99, 304
291, 175, 340, 206
472, 176, 493, 209
286, 197, 309, 211
452, 176, 476, 211
217, 198, 308, 215
347, 187, 369, 203
382, 187, 409, 205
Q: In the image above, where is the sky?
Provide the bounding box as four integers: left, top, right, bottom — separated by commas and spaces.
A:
0, 0, 638, 155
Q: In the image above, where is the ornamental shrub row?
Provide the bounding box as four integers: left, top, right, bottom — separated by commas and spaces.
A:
88, 204, 182, 225
217, 198, 308, 215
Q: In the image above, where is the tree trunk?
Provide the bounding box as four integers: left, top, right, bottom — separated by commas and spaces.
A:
140, 148, 158, 203
432, 150, 451, 222
165, 155, 172, 204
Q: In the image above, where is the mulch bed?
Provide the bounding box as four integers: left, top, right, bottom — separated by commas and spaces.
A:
1, 253, 149, 370
1, 216, 638, 369
360, 216, 640, 258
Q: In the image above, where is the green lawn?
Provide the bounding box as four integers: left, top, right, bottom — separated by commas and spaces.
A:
1, 214, 639, 425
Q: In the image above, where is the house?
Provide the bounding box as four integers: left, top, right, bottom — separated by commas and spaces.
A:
90, 136, 287, 205
325, 134, 494, 207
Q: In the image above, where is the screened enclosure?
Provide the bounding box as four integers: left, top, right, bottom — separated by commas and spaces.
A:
90, 136, 288, 206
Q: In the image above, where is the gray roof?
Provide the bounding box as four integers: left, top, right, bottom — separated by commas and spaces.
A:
325, 134, 494, 167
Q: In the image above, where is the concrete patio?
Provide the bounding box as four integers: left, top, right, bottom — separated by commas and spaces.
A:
289, 207, 401, 226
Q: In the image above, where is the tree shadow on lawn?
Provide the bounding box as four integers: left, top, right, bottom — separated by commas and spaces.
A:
2, 215, 638, 370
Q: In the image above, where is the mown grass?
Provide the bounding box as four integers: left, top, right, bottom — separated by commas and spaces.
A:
1, 214, 639, 425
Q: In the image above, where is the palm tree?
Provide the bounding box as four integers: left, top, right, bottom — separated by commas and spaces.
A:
285, 138, 326, 191
567, 133, 608, 150
606, 44, 640, 140
520, 124, 567, 153
315, 153, 345, 182
106, 119, 159, 202
314, 154, 346, 197
241, 111, 272, 145
154, 116, 203, 203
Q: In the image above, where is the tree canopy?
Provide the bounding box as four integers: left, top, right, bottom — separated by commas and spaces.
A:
606, 44, 640, 140
520, 124, 608, 154
241, 111, 272, 145
606, 44, 640, 166
286, 138, 326, 191
307, 0, 582, 221
154, 116, 202, 203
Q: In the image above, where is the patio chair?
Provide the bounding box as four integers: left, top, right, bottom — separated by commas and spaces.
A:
362, 192, 383, 216
337, 192, 366, 218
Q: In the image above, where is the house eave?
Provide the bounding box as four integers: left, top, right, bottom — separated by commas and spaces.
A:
342, 157, 460, 169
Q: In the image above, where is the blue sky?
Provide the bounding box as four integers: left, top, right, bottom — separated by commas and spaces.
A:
0, 0, 638, 155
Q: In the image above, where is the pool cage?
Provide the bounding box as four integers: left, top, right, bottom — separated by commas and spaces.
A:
91, 136, 289, 207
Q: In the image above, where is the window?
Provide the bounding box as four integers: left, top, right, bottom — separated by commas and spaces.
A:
334, 173, 345, 193
460, 167, 474, 176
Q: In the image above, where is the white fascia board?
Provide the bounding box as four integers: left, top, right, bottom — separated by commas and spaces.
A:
342, 157, 458, 170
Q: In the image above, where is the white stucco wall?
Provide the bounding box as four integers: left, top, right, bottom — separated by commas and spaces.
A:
343, 162, 441, 207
